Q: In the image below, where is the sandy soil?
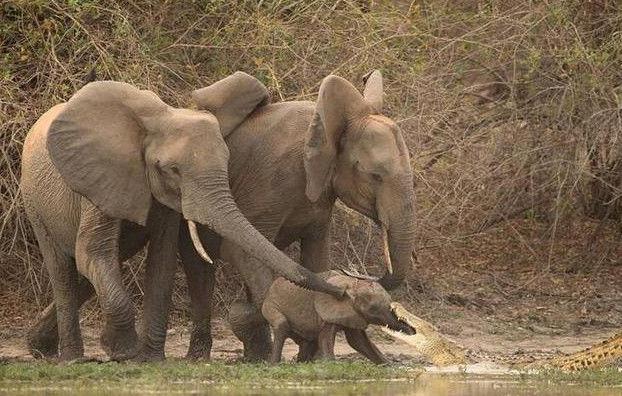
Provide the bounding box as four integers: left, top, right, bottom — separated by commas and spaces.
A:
1, 218, 620, 369
0, 317, 616, 369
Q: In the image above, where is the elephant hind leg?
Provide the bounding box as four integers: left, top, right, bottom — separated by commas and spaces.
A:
28, 276, 95, 359
221, 236, 276, 362
229, 299, 273, 362
30, 221, 84, 361
28, 301, 59, 359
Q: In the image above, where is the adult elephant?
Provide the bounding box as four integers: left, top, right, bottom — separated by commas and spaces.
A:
27, 71, 416, 362
183, 70, 417, 360
21, 72, 344, 362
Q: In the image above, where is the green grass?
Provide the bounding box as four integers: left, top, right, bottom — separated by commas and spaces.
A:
0, 360, 419, 385
2, 361, 621, 395
527, 367, 622, 387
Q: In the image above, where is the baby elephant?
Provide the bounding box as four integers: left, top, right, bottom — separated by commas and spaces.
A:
262, 270, 415, 364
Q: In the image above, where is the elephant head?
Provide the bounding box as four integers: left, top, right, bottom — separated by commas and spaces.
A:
46, 73, 344, 297
314, 272, 415, 334
304, 71, 416, 290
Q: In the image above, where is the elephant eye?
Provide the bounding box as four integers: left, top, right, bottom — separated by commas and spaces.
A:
155, 159, 180, 177
169, 164, 180, 175
371, 173, 383, 182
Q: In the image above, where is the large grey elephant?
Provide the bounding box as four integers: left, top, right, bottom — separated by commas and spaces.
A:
184, 70, 417, 360
27, 70, 416, 362
20, 72, 344, 361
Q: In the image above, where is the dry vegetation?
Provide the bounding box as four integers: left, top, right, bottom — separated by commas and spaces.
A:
1, 0, 621, 339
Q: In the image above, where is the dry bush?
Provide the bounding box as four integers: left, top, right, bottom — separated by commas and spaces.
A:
1, 0, 621, 329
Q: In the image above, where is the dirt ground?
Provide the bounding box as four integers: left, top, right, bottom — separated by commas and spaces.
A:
1, 218, 621, 366
0, 316, 616, 367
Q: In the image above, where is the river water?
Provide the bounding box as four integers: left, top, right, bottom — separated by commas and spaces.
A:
1, 374, 620, 395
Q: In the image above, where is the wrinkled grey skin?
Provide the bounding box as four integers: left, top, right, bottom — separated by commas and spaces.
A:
191, 71, 417, 361
27, 71, 416, 362
262, 271, 416, 364
21, 74, 344, 362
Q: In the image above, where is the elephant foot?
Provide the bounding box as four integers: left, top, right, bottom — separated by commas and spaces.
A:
241, 327, 272, 362
61, 356, 104, 365
186, 326, 212, 360
296, 341, 318, 363
229, 301, 272, 362
27, 327, 59, 359
56, 345, 85, 362
29, 323, 83, 362
132, 347, 165, 362
100, 324, 139, 361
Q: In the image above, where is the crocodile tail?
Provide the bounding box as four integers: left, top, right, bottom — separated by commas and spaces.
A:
544, 332, 622, 371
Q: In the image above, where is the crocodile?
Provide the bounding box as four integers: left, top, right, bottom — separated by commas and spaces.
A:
381, 302, 468, 366
537, 331, 622, 371
382, 301, 622, 370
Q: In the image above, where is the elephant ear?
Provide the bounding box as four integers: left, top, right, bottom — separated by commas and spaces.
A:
304, 75, 371, 202
362, 70, 383, 113
47, 81, 169, 226
191, 71, 269, 137
314, 274, 368, 330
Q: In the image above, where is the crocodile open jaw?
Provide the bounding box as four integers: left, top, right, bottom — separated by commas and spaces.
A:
381, 302, 468, 366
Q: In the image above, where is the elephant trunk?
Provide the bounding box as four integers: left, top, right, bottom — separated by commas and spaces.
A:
378, 224, 416, 290
182, 172, 345, 298
378, 179, 416, 291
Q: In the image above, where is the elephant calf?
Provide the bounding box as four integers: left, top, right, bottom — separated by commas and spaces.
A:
262, 270, 416, 364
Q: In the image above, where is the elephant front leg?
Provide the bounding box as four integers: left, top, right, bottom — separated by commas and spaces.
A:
29, 222, 148, 359
316, 322, 338, 361
344, 328, 389, 364
263, 303, 290, 364
135, 203, 180, 361
75, 201, 137, 361
293, 336, 318, 363
222, 238, 275, 362
179, 223, 217, 360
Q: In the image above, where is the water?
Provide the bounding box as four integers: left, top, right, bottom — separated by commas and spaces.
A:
1, 375, 620, 396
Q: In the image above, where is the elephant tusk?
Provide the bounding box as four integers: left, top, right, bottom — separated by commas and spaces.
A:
187, 220, 213, 264
382, 226, 393, 275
